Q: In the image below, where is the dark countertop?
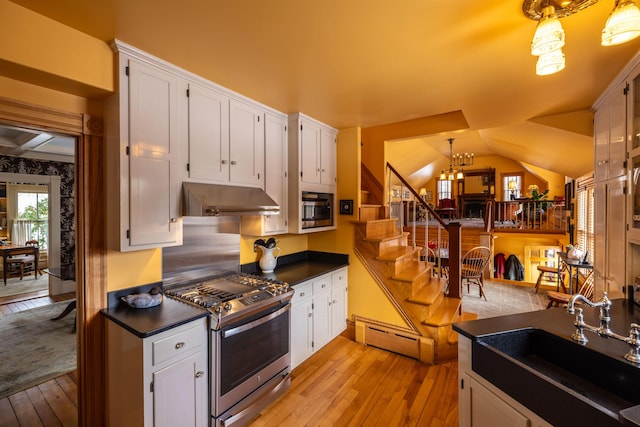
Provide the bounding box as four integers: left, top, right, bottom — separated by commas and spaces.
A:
101, 283, 209, 338
241, 250, 349, 286
453, 298, 640, 426
102, 251, 349, 338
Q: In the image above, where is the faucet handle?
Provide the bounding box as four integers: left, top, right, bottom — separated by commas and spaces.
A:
624, 323, 640, 365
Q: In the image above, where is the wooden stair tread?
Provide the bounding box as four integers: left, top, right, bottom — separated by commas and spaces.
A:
376, 246, 420, 262
407, 280, 446, 306
422, 297, 462, 327
392, 261, 430, 282
363, 231, 408, 243
353, 217, 396, 225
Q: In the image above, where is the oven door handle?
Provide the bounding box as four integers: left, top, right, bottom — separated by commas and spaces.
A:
222, 303, 290, 338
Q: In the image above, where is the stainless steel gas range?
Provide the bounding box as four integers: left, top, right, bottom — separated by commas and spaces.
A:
162, 217, 293, 427
165, 273, 293, 427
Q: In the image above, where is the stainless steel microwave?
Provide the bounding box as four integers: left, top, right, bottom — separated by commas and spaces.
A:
301, 191, 333, 229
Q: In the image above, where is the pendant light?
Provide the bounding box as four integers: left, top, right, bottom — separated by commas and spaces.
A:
536, 49, 566, 75
602, 0, 640, 46
531, 6, 565, 55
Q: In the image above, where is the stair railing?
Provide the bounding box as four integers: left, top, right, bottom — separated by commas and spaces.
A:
386, 162, 462, 299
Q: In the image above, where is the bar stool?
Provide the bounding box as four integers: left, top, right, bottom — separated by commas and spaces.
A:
534, 262, 567, 294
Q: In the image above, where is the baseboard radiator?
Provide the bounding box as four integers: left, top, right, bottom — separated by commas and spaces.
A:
354, 317, 426, 360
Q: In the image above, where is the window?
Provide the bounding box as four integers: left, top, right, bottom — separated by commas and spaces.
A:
503, 174, 522, 200
16, 190, 48, 249
575, 175, 594, 259
437, 180, 451, 201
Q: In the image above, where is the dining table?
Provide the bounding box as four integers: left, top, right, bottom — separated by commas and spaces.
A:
557, 251, 593, 294
0, 243, 39, 285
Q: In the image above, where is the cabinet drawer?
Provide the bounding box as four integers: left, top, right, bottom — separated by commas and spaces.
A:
313, 277, 331, 294
332, 268, 347, 287
292, 282, 312, 303
152, 325, 201, 366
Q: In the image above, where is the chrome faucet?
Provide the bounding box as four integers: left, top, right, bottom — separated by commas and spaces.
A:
566, 292, 640, 365
567, 292, 612, 336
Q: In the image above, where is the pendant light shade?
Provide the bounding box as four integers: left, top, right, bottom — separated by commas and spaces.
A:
531, 6, 565, 56
536, 49, 566, 75
602, 0, 640, 46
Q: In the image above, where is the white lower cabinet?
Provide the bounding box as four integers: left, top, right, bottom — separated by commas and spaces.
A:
458, 336, 552, 427
290, 267, 348, 369
106, 317, 208, 427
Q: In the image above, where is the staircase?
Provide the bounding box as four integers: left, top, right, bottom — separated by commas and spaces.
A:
354, 190, 476, 364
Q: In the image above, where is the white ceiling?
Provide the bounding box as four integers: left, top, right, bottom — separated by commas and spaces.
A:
7, 0, 640, 180
0, 125, 75, 163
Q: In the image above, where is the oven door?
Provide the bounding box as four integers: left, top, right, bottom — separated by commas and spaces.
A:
211, 302, 291, 419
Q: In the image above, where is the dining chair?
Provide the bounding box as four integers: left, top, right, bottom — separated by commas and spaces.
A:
461, 246, 492, 301
546, 271, 594, 308
534, 261, 568, 294
6, 240, 38, 281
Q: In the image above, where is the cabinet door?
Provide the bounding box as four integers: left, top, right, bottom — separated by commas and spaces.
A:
320, 128, 336, 185
312, 277, 332, 351
330, 285, 347, 338
290, 299, 313, 369
127, 59, 179, 247
153, 351, 207, 427
229, 99, 264, 187
264, 113, 288, 234
460, 373, 529, 427
187, 83, 230, 182
595, 85, 627, 182
300, 119, 321, 184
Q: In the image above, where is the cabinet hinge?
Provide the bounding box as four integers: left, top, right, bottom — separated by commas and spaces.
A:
624, 185, 627, 195
187, 163, 190, 172
186, 88, 190, 97
257, 173, 260, 180
125, 146, 130, 156
125, 66, 129, 76
300, 124, 303, 131
311, 340, 314, 348
285, 125, 287, 132
150, 381, 154, 393
284, 219, 288, 226
126, 230, 130, 239
624, 159, 628, 169
284, 171, 287, 178
624, 83, 630, 95
300, 171, 303, 178
257, 116, 260, 122
460, 378, 464, 389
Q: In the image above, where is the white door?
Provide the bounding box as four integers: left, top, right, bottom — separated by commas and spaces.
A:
290, 299, 313, 368
127, 59, 179, 247
229, 99, 264, 187
187, 83, 230, 182
320, 128, 336, 185
300, 120, 321, 185
264, 113, 288, 234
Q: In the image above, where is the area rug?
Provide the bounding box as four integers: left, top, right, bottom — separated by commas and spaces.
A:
0, 274, 48, 298
461, 280, 549, 319
0, 301, 76, 398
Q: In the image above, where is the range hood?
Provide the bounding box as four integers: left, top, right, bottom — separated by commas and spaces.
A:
182, 182, 280, 216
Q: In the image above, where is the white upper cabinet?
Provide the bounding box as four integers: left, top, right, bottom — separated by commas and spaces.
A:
290, 113, 337, 191
186, 83, 230, 182
594, 82, 627, 183
105, 44, 182, 252
229, 98, 265, 187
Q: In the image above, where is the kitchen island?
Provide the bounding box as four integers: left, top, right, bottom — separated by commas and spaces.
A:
453, 298, 640, 426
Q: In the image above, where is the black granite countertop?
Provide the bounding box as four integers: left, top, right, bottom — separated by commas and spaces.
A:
241, 250, 349, 286
453, 298, 640, 426
102, 251, 349, 338
101, 283, 208, 338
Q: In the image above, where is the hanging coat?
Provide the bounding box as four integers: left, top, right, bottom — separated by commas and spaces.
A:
504, 254, 525, 281
494, 252, 506, 279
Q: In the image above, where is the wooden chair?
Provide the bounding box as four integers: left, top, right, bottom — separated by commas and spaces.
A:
462, 246, 492, 301
534, 262, 568, 294
7, 240, 38, 281
546, 271, 594, 308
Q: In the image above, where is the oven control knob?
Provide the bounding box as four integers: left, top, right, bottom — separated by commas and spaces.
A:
213, 306, 222, 314
224, 302, 233, 311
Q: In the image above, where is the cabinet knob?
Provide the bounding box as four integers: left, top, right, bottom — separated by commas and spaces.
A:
170, 218, 177, 223
175, 342, 185, 349
195, 371, 205, 378
221, 160, 228, 165
230, 160, 237, 165
299, 292, 305, 297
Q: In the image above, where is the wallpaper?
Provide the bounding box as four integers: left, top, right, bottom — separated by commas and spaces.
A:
0, 156, 75, 281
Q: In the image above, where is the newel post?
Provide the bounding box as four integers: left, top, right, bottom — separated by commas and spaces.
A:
447, 222, 462, 299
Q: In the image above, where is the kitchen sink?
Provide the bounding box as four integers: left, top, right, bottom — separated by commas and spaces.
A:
473, 328, 640, 426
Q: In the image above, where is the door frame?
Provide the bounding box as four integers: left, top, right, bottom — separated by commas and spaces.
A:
0, 96, 107, 425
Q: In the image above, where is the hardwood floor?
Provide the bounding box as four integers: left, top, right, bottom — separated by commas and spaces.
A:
0, 293, 78, 427
0, 296, 459, 427
249, 336, 459, 427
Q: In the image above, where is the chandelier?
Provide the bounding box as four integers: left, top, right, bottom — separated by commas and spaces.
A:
523, 0, 640, 76
439, 138, 473, 181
